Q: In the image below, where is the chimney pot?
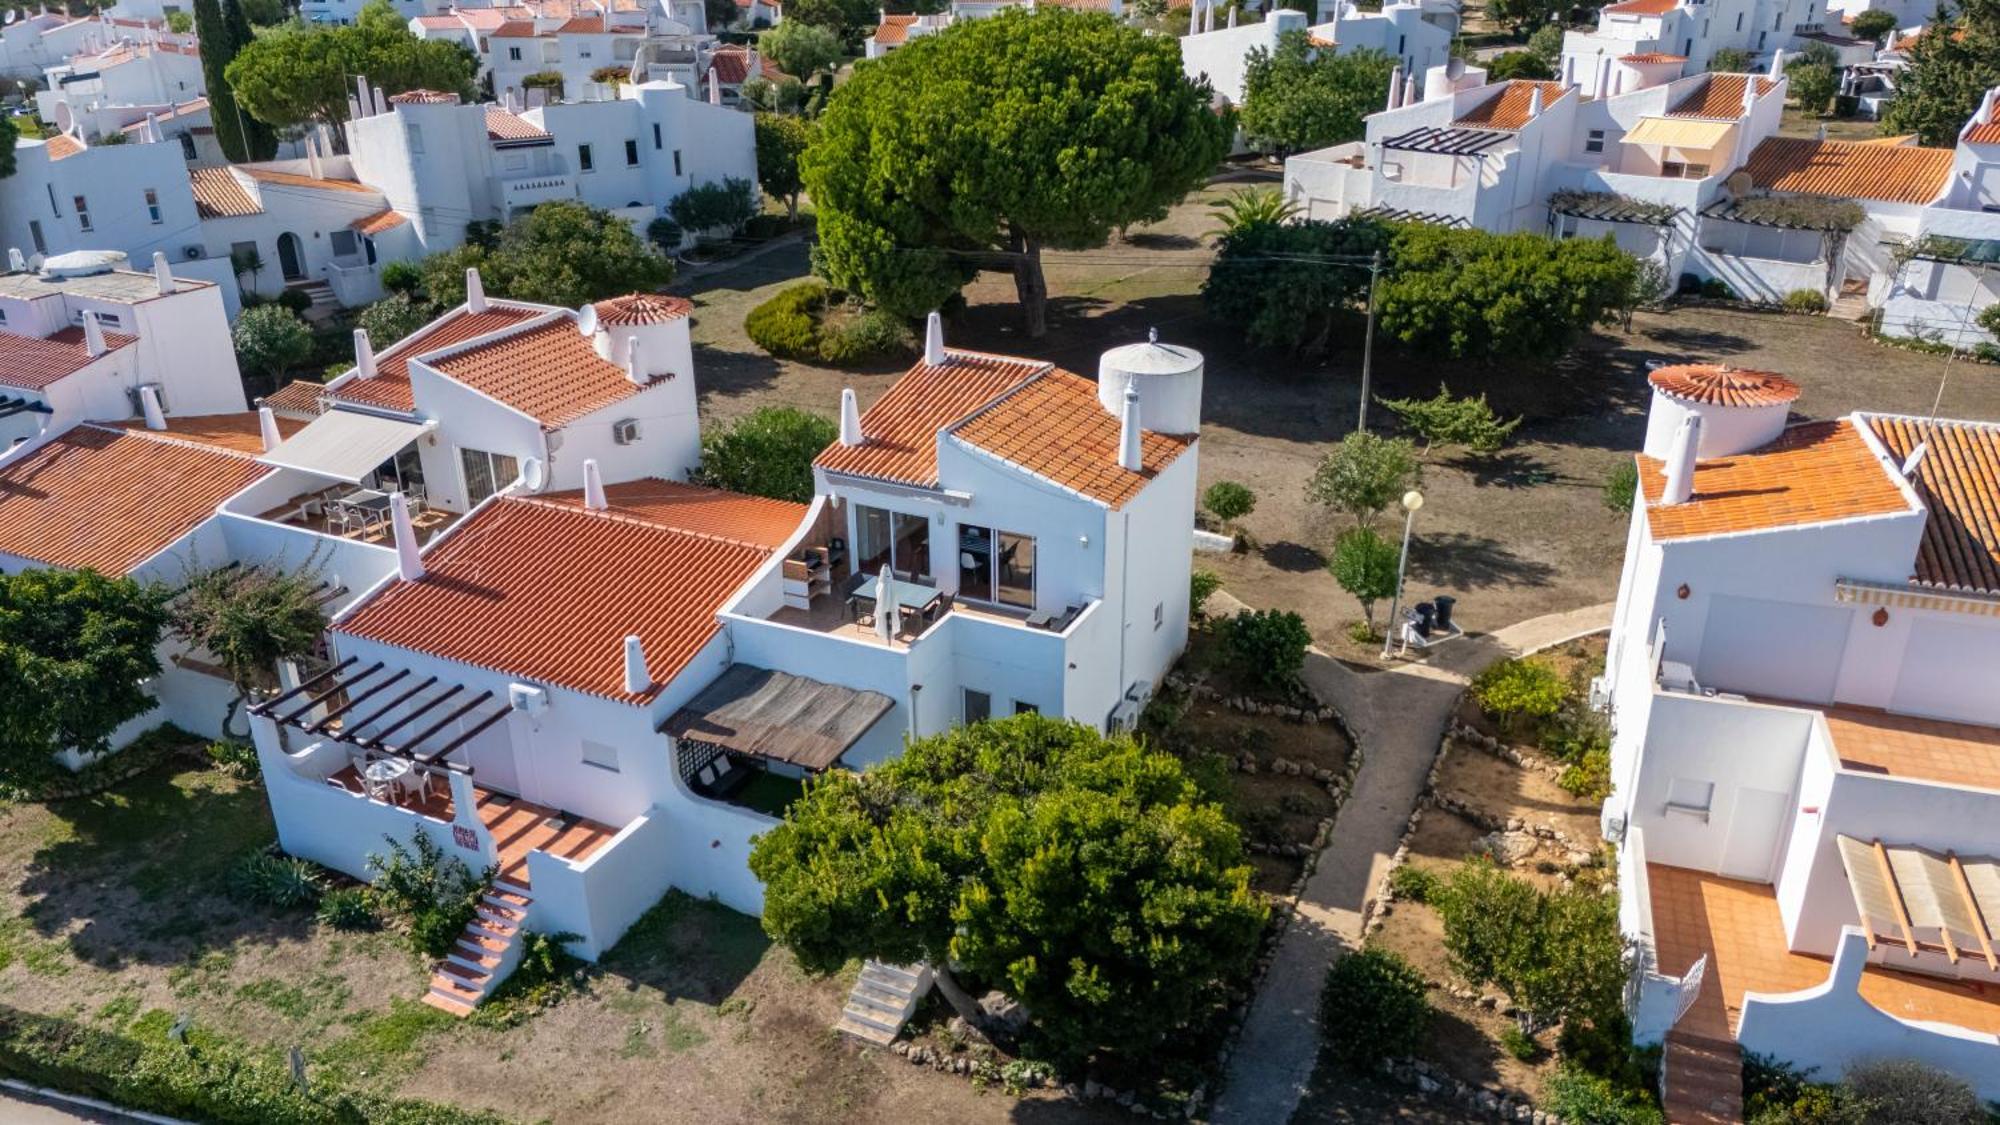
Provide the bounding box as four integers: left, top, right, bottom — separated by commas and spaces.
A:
623, 634, 649, 695
465, 267, 487, 313
257, 406, 281, 452
1117, 385, 1144, 472
1660, 414, 1701, 506
353, 328, 377, 379
839, 387, 863, 446
923, 311, 945, 366
391, 492, 424, 581
583, 458, 608, 510
151, 250, 173, 295
139, 383, 166, 430
82, 311, 107, 358
7, 248, 24, 272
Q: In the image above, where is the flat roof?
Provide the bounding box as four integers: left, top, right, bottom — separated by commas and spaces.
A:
0, 268, 211, 303
1638, 419, 1914, 540
1819, 703, 2000, 791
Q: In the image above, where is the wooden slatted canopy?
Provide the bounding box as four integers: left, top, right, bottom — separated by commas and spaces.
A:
1835, 834, 1999, 970
662, 664, 894, 773
249, 662, 512, 774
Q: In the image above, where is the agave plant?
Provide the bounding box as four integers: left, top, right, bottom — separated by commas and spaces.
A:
229, 852, 323, 909
1206, 187, 1301, 240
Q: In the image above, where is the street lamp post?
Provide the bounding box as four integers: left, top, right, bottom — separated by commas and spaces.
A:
1381, 489, 1424, 660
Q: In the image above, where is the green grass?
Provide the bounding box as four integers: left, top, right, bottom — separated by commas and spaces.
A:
37, 766, 274, 901
236, 972, 352, 1021
93, 993, 141, 1027
602, 890, 770, 997
0, 913, 73, 977
317, 999, 456, 1083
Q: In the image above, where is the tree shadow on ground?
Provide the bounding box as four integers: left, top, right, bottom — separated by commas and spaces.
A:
1120, 231, 1201, 251
595, 890, 770, 1006
1408, 533, 1558, 592
1442, 449, 1557, 490
689, 342, 785, 401
1262, 540, 1328, 574
1636, 324, 1756, 357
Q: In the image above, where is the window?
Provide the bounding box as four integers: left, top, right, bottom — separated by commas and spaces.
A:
578, 143, 594, 172
1735, 11, 1743, 28
0, 308, 7, 325
1702, 18, 1709, 34
408, 123, 424, 154
73, 195, 91, 232
230, 239, 257, 265
329, 229, 359, 257
1756, 30, 1766, 47
1661, 161, 1709, 179
505, 152, 528, 173
855, 504, 932, 579
369, 446, 424, 493
28, 220, 45, 255
178, 132, 196, 160
1585, 129, 1605, 153
509, 45, 523, 60
1396, 33, 1404, 52
672, 149, 682, 176
1683, 37, 1692, 54
459, 447, 521, 507
1013, 701, 1038, 716
624, 138, 639, 166
652, 122, 662, 149
996, 531, 1035, 609
963, 689, 991, 724
581, 740, 620, 771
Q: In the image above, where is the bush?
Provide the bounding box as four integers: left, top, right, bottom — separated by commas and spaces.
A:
1700, 277, 1736, 300
1546, 1064, 1664, 1125
647, 216, 684, 253
365, 833, 490, 958
815, 306, 911, 365
274, 287, 313, 315
228, 851, 323, 909
1782, 288, 1829, 313
232, 304, 313, 381
356, 294, 434, 348
692, 406, 839, 503
379, 260, 422, 295
1471, 658, 1569, 734
1203, 480, 1256, 525
1603, 459, 1638, 515
1388, 863, 1437, 903
744, 281, 828, 360
1317, 948, 1431, 1069
314, 886, 379, 931
1218, 608, 1312, 692
1839, 1059, 1985, 1125
1499, 1024, 1540, 1061
1976, 301, 2000, 337
668, 176, 756, 236
1190, 569, 1222, 619
1558, 747, 1612, 800
1743, 1053, 1860, 1125
204, 740, 260, 780
745, 282, 910, 367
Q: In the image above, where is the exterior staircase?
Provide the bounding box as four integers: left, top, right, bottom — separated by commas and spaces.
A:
421, 885, 533, 1017
834, 961, 933, 1045
1829, 279, 1871, 322
286, 280, 339, 323
1661, 1030, 1743, 1125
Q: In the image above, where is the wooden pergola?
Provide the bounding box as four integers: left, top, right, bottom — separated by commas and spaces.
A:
248, 658, 513, 774
1836, 834, 2000, 971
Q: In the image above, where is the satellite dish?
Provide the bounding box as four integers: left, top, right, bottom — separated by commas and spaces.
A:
51, 100, 73, 136
576, 303, 598, 336
520, 457, 547, 491
3, 12, 17, 26
1725, 170, 1754, 198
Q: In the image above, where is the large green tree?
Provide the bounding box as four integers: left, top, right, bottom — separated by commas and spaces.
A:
0, 569, 168, 792
758, 20, 842, 80
194, 0, 248, 161
416, 201, 673, 308
1238, 33, 1395, 155
1377, 224, 1637, 360
220, 0, 277, 157
1202, 216, 1393, 354
754, 113, 811, 221
803, 9, 1229, 337
1883, 0, 2000, 145
749, 715, 1265, 1061
227, 0, 476, 144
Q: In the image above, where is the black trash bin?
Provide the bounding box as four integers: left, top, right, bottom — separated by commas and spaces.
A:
1412, 602, 1435, 639
1432, 595, 1456, 632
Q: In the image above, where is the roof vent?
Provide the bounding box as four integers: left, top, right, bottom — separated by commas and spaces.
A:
1659, 414, 1701, 506
923, 310, 945, 366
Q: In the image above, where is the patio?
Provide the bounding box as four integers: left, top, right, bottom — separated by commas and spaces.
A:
1646, 863, 2000, 1042
1818, 704, 2000, 792
257, 488, 455, 546
766, 583, 1070, 648
325, 763, 617, 888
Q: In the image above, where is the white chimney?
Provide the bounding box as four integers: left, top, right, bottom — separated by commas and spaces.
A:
353, 328, 377, 379
1743, 75, 1758, 113
1187, 0, 1197, 33
305, 134, 322, 180
142, 111, 160, 143
1767, 49, 1783, 78
347, 94, 361, 120
138, 383, 166, 430
1527, 84, 1544, 118
1595, 60, 1609, 100
583, 458, 608, 509
625, 335, 646, 385
371, 86, 389, 116
707, 67, 721, 104
1117, 385, 1143, 472
465, 267, 487, 313
923, 310, 945, 366
7, 248, 24, 272
1387, 64, 1403, 110
1659, 414, 1701, 506
391, 491, 424, 580
82, 312, 107, 357
257, 406, 282, 452
151, 250, 173, 295
354, 75, 371, 117
1226, 3, 1236, 26
622, 634, 649, 695
839, 387, 863, 446
1403, 73, 1419, 108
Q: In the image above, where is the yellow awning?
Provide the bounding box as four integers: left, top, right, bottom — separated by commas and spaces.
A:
1623, 116, 1735, 149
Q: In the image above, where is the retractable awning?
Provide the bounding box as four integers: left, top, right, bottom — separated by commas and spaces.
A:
258, 408, 428, 483
1835, 834, 2000, 970
663, 664, 894, 772
1624, 116, 1734, 149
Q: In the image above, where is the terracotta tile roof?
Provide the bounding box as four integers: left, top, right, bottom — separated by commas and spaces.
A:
555, 15, 604, 31
41, 134, 82, 160
1621, 51, 1687, 62
109, 410, 305, 454
239, 166, 376, 194
706, 45, 781, 84
1966, 121, 2000, 145
489, 20, 541, 35
1738, 137, 1954, 204
814, 351, 1050, 489
0, 325, 137, 392
261, 379, 327, 417
336, 495, 777, 702
350, 209, 408, 236
120, 97, 207, 132
1638, 419, 1912, 540
594, 292, 690, 326
189, 166, 262, 218
425, 316, 660, 428
1860, 134, 1920, 146
1602, 0, 1677, 13
0, 424, 269, 574
484, 105, 551, 142
539, 477, 806, 550
331, 305, 540, 414
456, 7, 526, 30
872, 14, 915, 43
1865, 415, 2000, 594
413, 14, 464, 28
1666, 74, 1777, 118
1452, 81, 1568, 130
1648, 364, 1801, 408
389, 88, 460, 104
951, 369, 1192, 508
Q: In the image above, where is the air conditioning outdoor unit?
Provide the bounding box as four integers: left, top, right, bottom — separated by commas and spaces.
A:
126, 382, 168, 414
182, 245, 203, 260
611, 418, 641, 445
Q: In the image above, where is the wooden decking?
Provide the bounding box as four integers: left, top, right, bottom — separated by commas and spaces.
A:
255, 497, 453, 546
326, 765, 616, 889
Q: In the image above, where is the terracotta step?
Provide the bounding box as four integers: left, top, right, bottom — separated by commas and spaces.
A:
421, 989, 477, 1017
1664, 1033, 1743, 1125
834, 1014, 898, 1046
437, 960, 491, 989
451, 940, 505, 970
486, 887, 532, 910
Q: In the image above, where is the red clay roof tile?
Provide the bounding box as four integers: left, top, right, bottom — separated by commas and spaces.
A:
1648, 364, 1802, 408
0, 326, 137, 392
331, 306, 540, 414
814, 351, 1049, 489
1638, 419, 1911, 540
424, 316, 661, 428
1866, 415, 2000, 594
1739, 137, 1955, 204
951, 369, 1191, 508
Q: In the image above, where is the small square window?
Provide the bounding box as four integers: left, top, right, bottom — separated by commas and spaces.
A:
73, 195, 91, 232
1585, 129, 1605, 154
964, 689, 991, 724
582, 740, 620, 772
509, 45, 523, 60
579, 143, 594, 172
144, 188, 162, 224
624, 138, 639, 166
1665, 778, 1714, 819
1014, 701, 1039, 716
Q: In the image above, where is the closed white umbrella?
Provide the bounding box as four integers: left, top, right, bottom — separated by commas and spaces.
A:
875, 565, 898, 643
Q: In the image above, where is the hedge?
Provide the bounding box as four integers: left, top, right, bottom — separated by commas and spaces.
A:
0, 1004, 504, 1125
743, 282, 910, 368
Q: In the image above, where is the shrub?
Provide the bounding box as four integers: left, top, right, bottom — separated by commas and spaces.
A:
204, 740, 260, 780
693, 406, 839, 504
315, 886, 379, 931
1847, 8, 1896, 39
1677, 272, 1703, 295
1329, 525, 1399, 635
1976, 301, 2000, 337
1603, 459, 1638, 515
365, 832, 490, 958
816, 307, 911, 365
1558, 747, 1612, 800
1190, 569, 1222, 619
1546, 1064, 1664, 1125
744, 281, 827, 360
1700, 277, 1736, 300
1839, 1059, 1985, 1125
275, 287, 313, 314
379, 259, 422, 295
1203, 480, 1256, 525
1317, 948, 1431, 1069
228, 851, 323, 909
356, 293, 433, 347
1306, 432, 1422, 529
522, 70, 564, 97
1377, 384, 1521, 456
668, 176, 756, 236
1388, 863, 1437, 903
647, 216, 684, 253
1218, 608, 1312, 691
1499, 1024, 1540, 1061
1743, 1053, 1860, 1125
1782, 288, 1828, 313
232, 304, 312, 380
1471, 658, 1569, 734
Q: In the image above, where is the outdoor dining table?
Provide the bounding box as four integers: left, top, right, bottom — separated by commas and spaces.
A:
332, 488, 393, 536
362, 757, 412, 801
843, 572, 943, 621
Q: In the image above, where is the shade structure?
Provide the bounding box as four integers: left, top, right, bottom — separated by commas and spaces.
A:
258, 407, 427, 484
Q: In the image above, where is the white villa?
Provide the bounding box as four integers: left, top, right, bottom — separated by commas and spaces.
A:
864, 0, 1127, 59
1177, 7, 1452, 113
1559, 0, 1870, 95
1601, 361, 2000, 1113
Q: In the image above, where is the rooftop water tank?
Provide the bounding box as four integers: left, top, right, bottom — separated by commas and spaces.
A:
39, 249, 129, 279
1097, 332, 1203, 436
1641, 363, 1801, 460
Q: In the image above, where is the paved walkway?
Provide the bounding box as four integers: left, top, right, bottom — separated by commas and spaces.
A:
1209, 599, 1614, 1125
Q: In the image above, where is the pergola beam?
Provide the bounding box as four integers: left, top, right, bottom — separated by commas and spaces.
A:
1949, 852, 1999, 972
250, 656, 357, 716
277, 661, 384, 726
343, 675, 438, 738
309, 668, 409, 733
400, 691, 497, 761
356, 683, 463, 748
1874, 838, 1920, 956
419, 707, 511, 765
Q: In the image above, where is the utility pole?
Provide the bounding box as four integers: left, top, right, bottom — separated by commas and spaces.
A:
1357, 249, 1382, 434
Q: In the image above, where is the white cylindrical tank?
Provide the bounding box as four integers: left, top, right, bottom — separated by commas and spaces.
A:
1641, 364, 1801, 460
591, 293, 695, 381
1097, 333, 1203, 436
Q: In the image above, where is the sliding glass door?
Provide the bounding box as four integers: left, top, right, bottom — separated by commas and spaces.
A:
854, 504, 932, 580
957, 524, 1035, 610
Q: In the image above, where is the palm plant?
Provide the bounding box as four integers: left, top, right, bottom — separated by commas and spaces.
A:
1206, 187, 1301, 240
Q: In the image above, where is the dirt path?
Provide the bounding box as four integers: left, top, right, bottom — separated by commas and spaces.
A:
1208, 598, 1613, 1125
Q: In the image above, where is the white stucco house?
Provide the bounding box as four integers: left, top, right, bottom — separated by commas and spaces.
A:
246, 311, 1203, 1014
1178, 7, 1451, 112
1559, 0, 1858, 94
1601, 361, 2000, 1107
35, 37, 205, 133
